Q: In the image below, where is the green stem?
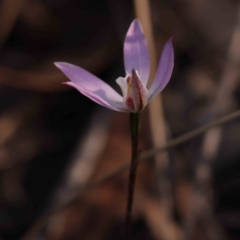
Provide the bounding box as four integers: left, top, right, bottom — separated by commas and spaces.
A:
124, 113, 140, 239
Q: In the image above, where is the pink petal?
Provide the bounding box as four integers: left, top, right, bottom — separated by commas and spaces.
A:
124, 19, 150, 86
55, 62, 128, 111
64, 82, 128, 111
147, 38, 174, 102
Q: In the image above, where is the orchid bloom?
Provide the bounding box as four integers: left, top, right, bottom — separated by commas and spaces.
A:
55, 19, 174, 113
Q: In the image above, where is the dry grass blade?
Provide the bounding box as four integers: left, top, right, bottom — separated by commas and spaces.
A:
89, 108, 240, 190
52, 110, 112, 208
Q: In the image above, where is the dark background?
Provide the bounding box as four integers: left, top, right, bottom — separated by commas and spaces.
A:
0, 0, 240, 239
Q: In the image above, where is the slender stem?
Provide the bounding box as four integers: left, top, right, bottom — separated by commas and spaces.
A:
124, 112, 140, 239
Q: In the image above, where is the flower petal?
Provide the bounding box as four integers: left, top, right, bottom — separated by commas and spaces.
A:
124, 19, 150, 86
55, 62, 128, 111
116, 75, 129, 103
147, 38, 174, 102
64, 82, 128, 111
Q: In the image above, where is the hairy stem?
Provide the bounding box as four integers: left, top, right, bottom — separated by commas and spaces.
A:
124, 112, 140, 239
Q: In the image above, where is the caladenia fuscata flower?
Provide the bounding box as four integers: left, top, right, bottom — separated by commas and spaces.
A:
55, 19, 174, 239
54, 19, 174, 113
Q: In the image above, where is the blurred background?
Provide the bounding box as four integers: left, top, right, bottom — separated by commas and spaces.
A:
0, 0, 240, 239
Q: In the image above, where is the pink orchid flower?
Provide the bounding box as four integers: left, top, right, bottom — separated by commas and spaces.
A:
55, 19, 174, 113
